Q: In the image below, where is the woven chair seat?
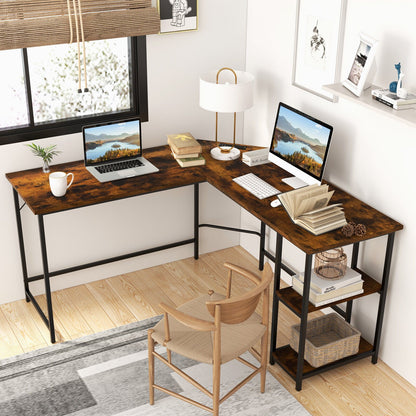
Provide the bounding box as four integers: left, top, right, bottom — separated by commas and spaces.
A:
151, 292, 266, 364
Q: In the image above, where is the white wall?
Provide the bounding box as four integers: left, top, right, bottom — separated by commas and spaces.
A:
244, 0, 416, 386
0, 1, 248, 303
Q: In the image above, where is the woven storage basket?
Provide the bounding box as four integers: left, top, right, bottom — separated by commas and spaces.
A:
290, 313, 360, 368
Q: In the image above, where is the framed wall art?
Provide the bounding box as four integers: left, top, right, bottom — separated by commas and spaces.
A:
158, 0, 198, 34
342, 33, 378, 97
292, 0, 347, 101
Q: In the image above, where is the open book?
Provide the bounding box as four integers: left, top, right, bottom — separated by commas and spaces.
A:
277, 184, 347, 235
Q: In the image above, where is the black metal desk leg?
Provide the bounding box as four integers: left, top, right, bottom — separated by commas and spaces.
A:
12, 189, 30, 302
269, 233, 283, 364
345, 242, 360, 323
296, 254, 313, 391
259, 222, 266, 271
194, 183, 199, 260
38, 215, 56, 344
372, 232, 395, 364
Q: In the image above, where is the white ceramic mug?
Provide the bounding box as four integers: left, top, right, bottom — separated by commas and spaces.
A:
49, 171, 74, 197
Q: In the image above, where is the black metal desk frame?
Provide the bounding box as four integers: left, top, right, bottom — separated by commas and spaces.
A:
12, 183, 266, 344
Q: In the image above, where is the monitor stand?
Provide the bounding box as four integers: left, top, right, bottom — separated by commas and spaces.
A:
282, 176, 309, 189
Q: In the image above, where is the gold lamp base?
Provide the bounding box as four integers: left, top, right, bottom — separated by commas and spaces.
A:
210, 146, 240, 161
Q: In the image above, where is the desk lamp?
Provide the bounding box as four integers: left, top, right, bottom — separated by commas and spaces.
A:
199, 67, 254, 160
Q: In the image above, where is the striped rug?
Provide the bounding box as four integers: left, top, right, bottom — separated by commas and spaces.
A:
0, 317, 310, 415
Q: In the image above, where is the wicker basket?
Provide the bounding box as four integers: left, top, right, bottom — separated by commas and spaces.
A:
290, 313, 361, 368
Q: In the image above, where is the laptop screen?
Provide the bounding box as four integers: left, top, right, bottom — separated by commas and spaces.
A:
83, 118, 142, 166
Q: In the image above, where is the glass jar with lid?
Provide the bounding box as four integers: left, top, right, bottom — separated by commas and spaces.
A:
314, 248, 347, 280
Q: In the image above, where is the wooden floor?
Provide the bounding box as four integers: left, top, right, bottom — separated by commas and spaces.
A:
1, 246, 415, 415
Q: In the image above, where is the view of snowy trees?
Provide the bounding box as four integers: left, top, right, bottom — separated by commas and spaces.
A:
0, 39, 130, 128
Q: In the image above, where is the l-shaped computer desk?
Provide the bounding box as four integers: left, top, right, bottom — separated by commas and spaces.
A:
6, 140, 403, 390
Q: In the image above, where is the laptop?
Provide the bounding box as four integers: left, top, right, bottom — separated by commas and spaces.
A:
82, 117, 159, 183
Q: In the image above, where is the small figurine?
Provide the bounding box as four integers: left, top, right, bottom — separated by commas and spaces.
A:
389, 62, 401, 93
396, 72, 408, 99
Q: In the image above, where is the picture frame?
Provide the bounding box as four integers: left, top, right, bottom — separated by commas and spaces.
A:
292, 0, 347, 102
342, 33, 378, 97
158, 0, 198, 34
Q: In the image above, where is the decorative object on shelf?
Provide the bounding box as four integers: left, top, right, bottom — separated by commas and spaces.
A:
199, 67, 254, 161
290, 313, 361, 368
396, 72, 408, 99
158, 0, 198, 34
314, 247, 347, 279
389, 62, 401, 93
26, 143, 61, 173
341, 221, 367, 237
292, 0, 347, 102
343, 33, 378, 97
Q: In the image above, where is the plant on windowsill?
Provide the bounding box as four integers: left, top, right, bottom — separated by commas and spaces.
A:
26, 143, 61, 173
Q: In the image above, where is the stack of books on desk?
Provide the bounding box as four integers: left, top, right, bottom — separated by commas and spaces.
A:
371, 88, 416, 110
292, 267, 364, 307
167, 133, 205, 167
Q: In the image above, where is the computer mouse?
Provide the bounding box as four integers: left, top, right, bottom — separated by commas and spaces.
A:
270, 199, 281, 208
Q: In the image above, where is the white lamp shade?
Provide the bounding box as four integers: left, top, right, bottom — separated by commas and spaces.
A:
199, 70, 254, 113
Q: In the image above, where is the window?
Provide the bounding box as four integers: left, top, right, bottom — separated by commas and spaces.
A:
0, 37, 148, 146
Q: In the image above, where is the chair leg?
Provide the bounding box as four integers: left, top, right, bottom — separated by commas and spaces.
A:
260, 332, 268, 393
213, 359, 220, 416
148, 329, 155, 405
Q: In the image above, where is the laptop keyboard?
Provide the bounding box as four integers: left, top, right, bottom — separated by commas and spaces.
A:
95, 159, 144, 174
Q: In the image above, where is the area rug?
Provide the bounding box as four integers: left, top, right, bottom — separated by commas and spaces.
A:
0, 316, 311, 415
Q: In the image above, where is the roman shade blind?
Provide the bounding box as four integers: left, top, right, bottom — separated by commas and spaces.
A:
0, 0, 160, 51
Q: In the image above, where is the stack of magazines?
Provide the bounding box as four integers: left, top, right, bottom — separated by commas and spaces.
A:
292, 267, 363, 307
371, 88, 416, 110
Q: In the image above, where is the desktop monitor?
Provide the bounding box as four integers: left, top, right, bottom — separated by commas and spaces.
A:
268, 102, 333, 189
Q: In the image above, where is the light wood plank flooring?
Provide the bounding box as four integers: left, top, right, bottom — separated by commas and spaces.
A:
1, 246, 415, 415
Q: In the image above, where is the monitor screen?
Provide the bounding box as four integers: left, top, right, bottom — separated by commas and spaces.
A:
269, 103, 333, 187
83, 118, 142, 166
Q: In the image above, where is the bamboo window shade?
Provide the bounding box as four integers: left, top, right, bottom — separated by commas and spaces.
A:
0, 0, 160, 51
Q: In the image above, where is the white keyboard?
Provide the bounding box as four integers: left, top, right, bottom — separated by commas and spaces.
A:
233, 173, 281, 199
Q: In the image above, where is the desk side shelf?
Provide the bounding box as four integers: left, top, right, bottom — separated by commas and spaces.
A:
323, 83, 416, 127
277, 267, 381, 316
272, 337, 374, 380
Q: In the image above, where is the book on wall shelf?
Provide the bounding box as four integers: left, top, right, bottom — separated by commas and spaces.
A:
167, 132, 205, 167
297, 267, 363, 294
371, 88, 416, 110
277, 184, 347, 235
292, 274, 364, 307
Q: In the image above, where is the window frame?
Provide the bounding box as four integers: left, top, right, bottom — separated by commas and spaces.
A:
0, 36, 148, 146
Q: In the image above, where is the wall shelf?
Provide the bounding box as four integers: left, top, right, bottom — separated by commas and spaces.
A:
323, 83, 416, 127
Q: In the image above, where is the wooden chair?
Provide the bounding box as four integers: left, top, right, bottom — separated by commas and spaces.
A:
147, 262, 273, 415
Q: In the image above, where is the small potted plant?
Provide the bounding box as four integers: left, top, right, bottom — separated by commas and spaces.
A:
26, 143, 61, 173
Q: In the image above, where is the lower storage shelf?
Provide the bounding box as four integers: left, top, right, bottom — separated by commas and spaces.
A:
271, 337, 373, 380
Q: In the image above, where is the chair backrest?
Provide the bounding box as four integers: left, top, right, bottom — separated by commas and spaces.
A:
205, 264, 273, 325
